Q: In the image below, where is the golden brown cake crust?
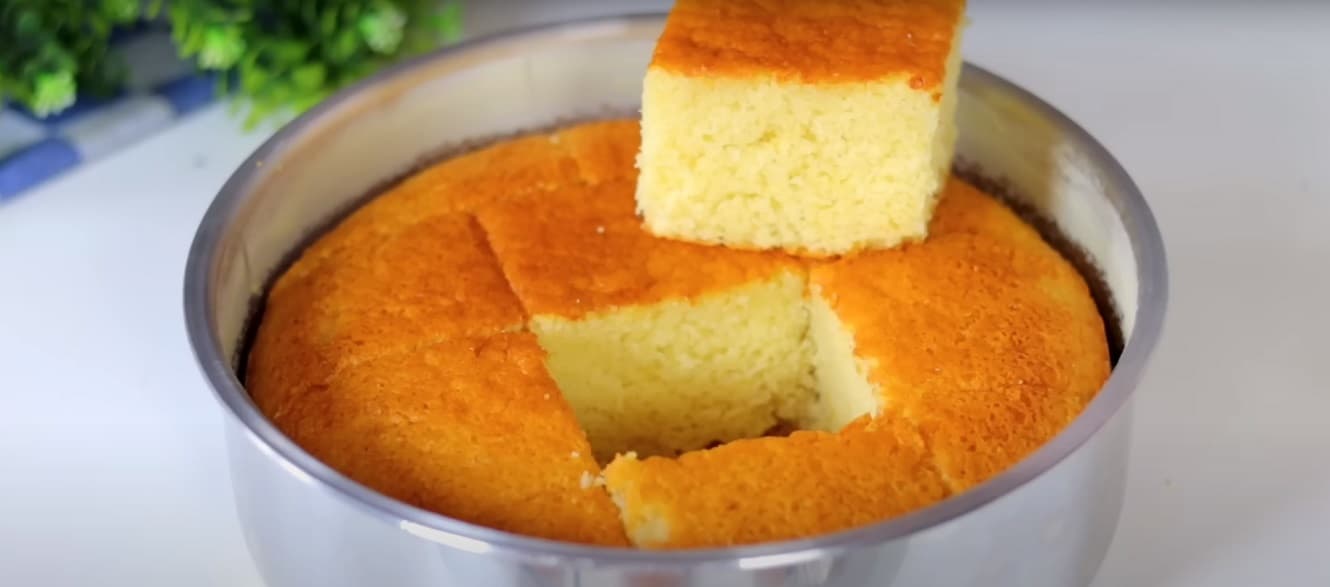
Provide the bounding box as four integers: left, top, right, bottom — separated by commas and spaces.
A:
810, 178, 1111, 491
475, 178, 803, 320
248, 213, 527, 420
603, 416, 950, 549
651, 0, 965, 86
555, 119, 642, 185
270, 334, 628, 546
248, 120, 1110, 549
270, 133, 583, 293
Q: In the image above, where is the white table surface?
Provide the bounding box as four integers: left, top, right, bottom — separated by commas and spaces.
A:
2, 3, 1327, 586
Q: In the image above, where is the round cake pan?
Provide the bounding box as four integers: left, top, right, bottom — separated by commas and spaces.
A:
184, 13, 1167, 587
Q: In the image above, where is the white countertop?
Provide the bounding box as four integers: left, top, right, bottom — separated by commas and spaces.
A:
2, 3, 1328, 586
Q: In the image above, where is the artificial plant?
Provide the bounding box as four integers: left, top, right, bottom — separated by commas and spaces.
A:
0, 0, 144, 117
0, 0, 463, 126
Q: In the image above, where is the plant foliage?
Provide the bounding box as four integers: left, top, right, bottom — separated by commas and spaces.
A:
0, 0, 462, 126
0, 0, 143, 117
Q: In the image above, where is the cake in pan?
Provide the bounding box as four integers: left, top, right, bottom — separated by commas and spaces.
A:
245, 118, 1109, 549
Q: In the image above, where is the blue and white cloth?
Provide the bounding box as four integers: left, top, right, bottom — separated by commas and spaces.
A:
0, 23, 221, 201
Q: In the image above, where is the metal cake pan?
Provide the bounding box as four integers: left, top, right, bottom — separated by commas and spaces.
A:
184, 13, 1167, 587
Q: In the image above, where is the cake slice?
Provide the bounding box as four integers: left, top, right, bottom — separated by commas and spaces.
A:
475, 178, 813, 462
269, 333, 629, 546
602, 416, 949, 548
635, 0, 967, 255
248, 213, 526, 420
807, 178, 1111, 490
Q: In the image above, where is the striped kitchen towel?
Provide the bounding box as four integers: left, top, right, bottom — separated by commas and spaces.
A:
0, 23, 221, 201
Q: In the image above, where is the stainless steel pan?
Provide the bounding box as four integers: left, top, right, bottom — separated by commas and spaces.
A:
184, 13, 1167, 587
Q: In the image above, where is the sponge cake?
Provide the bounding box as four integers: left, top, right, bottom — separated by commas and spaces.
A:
475, 177, 814, 462
634, 0, 967, 255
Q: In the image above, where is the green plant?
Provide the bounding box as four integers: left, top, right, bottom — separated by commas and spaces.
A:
1, 0, 145, 116
169, 0, 462, 127
0, 0, 463, 126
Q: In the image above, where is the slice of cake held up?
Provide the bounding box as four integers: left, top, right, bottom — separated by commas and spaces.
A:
635, 0, 967, 256
475, 178, 813, 463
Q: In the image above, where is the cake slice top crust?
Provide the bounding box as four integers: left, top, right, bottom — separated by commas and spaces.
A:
651, 0, 965, 86
270, 333, 629, 546
602, 416, 950, 549
475, 178, 803, 320
809, 178, 1111, 490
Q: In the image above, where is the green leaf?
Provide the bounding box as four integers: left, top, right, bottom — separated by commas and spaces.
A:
145, 0, 165, 19
266, 39, 311, 64
29, 70, 76, 117
357, 2, 406, 54
239, 67, 269, 95
16, 11, 43, 37
291, 63, 326, 91
102, 0, 141, 23
199, 25, 246, 69
327, 28, 362, 63
320, 5, 339, 38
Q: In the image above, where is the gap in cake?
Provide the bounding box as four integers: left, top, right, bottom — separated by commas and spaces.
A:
474, 176, 833, 464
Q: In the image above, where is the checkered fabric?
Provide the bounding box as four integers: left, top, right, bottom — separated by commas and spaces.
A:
0, 23, 220, 201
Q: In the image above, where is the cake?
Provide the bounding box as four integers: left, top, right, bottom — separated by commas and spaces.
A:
555, 119, 643, 185
812, 181, 1111, 489
268, 333, 628, 546
474, 177, 814, 462
634, 0, 967, 256
245, 119, 1110, 550
603, 416, 948, 548
248, 210, 627, 545
247, 213, 527, 421
602, 179, 1110, 546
